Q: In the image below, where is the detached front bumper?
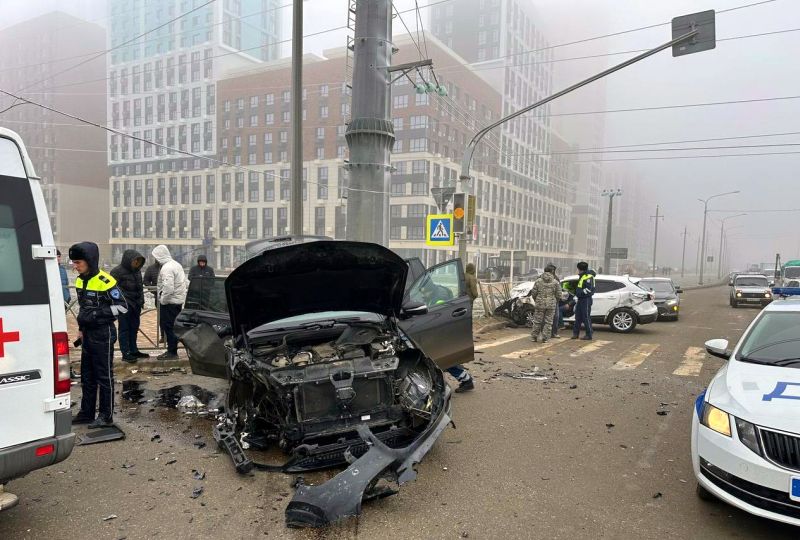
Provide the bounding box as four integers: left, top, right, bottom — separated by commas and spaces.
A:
0, 409, 75, 485
691, 413, 800, 527
286, 386, 453, 528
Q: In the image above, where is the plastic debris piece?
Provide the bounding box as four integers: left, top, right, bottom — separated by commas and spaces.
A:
177, 395, 206, 411
102, 514, 118, 521
192, 469, 206, 481
191, 486, 204, 499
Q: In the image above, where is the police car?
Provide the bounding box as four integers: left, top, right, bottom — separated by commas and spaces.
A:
692, 287, 800, 526
0, 129, 74, 511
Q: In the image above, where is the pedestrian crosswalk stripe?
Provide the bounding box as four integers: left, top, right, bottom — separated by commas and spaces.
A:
673, 346, 705, 377
612, 343, 659, 370
570, 340, 612, 357
502, 339, 564, 359
479, 334, 528, 350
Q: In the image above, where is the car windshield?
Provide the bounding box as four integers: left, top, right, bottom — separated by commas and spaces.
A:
735, 276, 768, 287
736, 312, 800, 367
639, 280, 674, 293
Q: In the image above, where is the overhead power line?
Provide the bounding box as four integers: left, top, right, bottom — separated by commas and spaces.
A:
0, 0, 218, 114
572, 150, 800, 163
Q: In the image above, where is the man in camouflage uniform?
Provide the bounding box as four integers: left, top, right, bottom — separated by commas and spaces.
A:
530, 264, 562, 343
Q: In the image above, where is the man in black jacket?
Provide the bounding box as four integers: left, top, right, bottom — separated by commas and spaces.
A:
188, 254, 215, 279
70, 241, 128, 428
143, 259, 161, 287
111, 249, 147, 363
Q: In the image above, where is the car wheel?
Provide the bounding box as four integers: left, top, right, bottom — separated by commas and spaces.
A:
609, 308, 637, 333
696, 483, 716, 502
512, 306, 534, 327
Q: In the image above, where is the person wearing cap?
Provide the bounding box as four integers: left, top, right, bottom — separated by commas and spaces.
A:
188, 254, 215, 280
572, 261, 596, 341
69, 241, 128, 428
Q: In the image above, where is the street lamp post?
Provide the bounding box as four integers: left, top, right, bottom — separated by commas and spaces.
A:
717, 213, 746, 279
698, 191, 739, 285
601, 189, 622, 274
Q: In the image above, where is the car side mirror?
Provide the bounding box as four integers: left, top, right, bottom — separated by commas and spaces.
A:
401, 301, 428, 319
214, 323, 233, 338
770, 282, 775, 287
675, 288, 683, 294
728, 280, 734, 286
705, 338, 731, 360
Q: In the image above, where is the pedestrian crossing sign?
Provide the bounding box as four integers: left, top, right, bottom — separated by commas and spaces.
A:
426, 214, 455, 246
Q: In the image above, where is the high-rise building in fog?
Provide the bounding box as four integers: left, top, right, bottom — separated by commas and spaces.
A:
107, 0, 283, 261
430, 0, 580, 268
0, 12, 108, 254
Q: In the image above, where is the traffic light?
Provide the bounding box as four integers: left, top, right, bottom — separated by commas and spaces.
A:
452, 192, 468, 234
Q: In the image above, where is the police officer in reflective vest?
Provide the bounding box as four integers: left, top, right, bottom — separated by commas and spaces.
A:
69, 242, 128, 428
572, 261, 596, 341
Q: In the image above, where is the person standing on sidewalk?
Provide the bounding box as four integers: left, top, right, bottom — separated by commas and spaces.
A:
530, 265, 561, 343
152, 245, 187, 360
188, 254, 215, 279
69, 241, 128, 428
572, 261, 596, 341
111, 249, 148, 363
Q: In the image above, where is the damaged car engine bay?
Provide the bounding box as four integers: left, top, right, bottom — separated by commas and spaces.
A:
210, 315, 452, 527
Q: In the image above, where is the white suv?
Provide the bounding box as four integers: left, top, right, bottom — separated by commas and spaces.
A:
0, 129, 74, 511
561, 274, 659, 333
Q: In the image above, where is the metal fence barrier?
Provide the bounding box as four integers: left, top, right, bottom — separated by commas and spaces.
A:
66, 285, 165, 351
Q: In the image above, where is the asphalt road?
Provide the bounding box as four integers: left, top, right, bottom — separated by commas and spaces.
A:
2, 285, 798, 539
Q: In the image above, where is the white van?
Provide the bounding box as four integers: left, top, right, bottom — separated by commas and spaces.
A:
0, 128, 74, 510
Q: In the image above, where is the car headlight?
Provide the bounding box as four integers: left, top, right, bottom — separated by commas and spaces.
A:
736, 291, 743, 298
665, 299, 678, 306
764, 292, 772, 298
735, 417, 762, 456
701, 403, 731, 437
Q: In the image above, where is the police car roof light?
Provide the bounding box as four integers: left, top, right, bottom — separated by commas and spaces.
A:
771, 287, 800, 297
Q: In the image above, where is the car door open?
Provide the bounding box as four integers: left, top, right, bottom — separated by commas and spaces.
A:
175, 276, 229, 379
398, 258, 474, 369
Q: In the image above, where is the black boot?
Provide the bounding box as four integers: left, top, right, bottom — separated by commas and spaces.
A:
88, 416, 114, 429
72, 413, 94, 425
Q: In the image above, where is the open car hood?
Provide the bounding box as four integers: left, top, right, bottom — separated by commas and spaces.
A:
225, 241, 408, 334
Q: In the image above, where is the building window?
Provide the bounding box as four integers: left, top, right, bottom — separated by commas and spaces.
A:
320, 105, 328, 118
317, 167, 328, 200
392, 140, 403, 152
250, 115, 258, 127
283, 91, 291, 103
265, 112, 274, 125
263, 173, 275, 201
282, 111, 290, 123
248, 172, 259, 202
206, 174, 215, 203
320, 84, 329, 97
393, 95, 409, 109
316, 147, 325, 160
247, 208, 258, 239
415, 93, 429, 106
393, 118, 404, 131
410, 115, 428, 129
412, 182, 428, 195
391, 183, 406, 196
250, 96, 259, 108
390, 225, 402, 240
314, 207, 325, 236
279, 131, 288, 143
409, 138, 428, 152
316, 127, 325, 140
262, 208, 273, 237
265, 93, 274, 105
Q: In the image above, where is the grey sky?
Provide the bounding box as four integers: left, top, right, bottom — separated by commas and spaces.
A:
3, 0, 798, 270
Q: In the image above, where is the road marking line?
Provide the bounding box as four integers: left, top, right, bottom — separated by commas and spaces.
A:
479, 334, 528, 349
501, 339, 564, 359
570, 340, 612, 357
673, 346, 705, 377
612, 343, 659, 370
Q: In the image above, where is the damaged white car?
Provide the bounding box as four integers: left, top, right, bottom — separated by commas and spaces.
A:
174, 239, 473, 527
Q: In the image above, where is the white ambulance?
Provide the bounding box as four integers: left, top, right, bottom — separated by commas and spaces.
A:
0, 128, 74, 511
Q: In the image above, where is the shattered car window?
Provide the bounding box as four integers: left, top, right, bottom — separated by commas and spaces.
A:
408, 260, 462, 308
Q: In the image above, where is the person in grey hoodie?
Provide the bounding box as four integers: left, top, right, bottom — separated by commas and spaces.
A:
152, 245, 187, 359
530, 265, 562, 343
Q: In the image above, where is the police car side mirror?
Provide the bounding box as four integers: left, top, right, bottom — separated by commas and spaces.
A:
705, 338, 731, 360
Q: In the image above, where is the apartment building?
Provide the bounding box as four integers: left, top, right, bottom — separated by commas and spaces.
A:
107, 0, 283, 263
0, 12, 108, 255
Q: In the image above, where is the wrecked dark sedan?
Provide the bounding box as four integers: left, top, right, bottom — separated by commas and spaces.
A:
174, 240, 473, 527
